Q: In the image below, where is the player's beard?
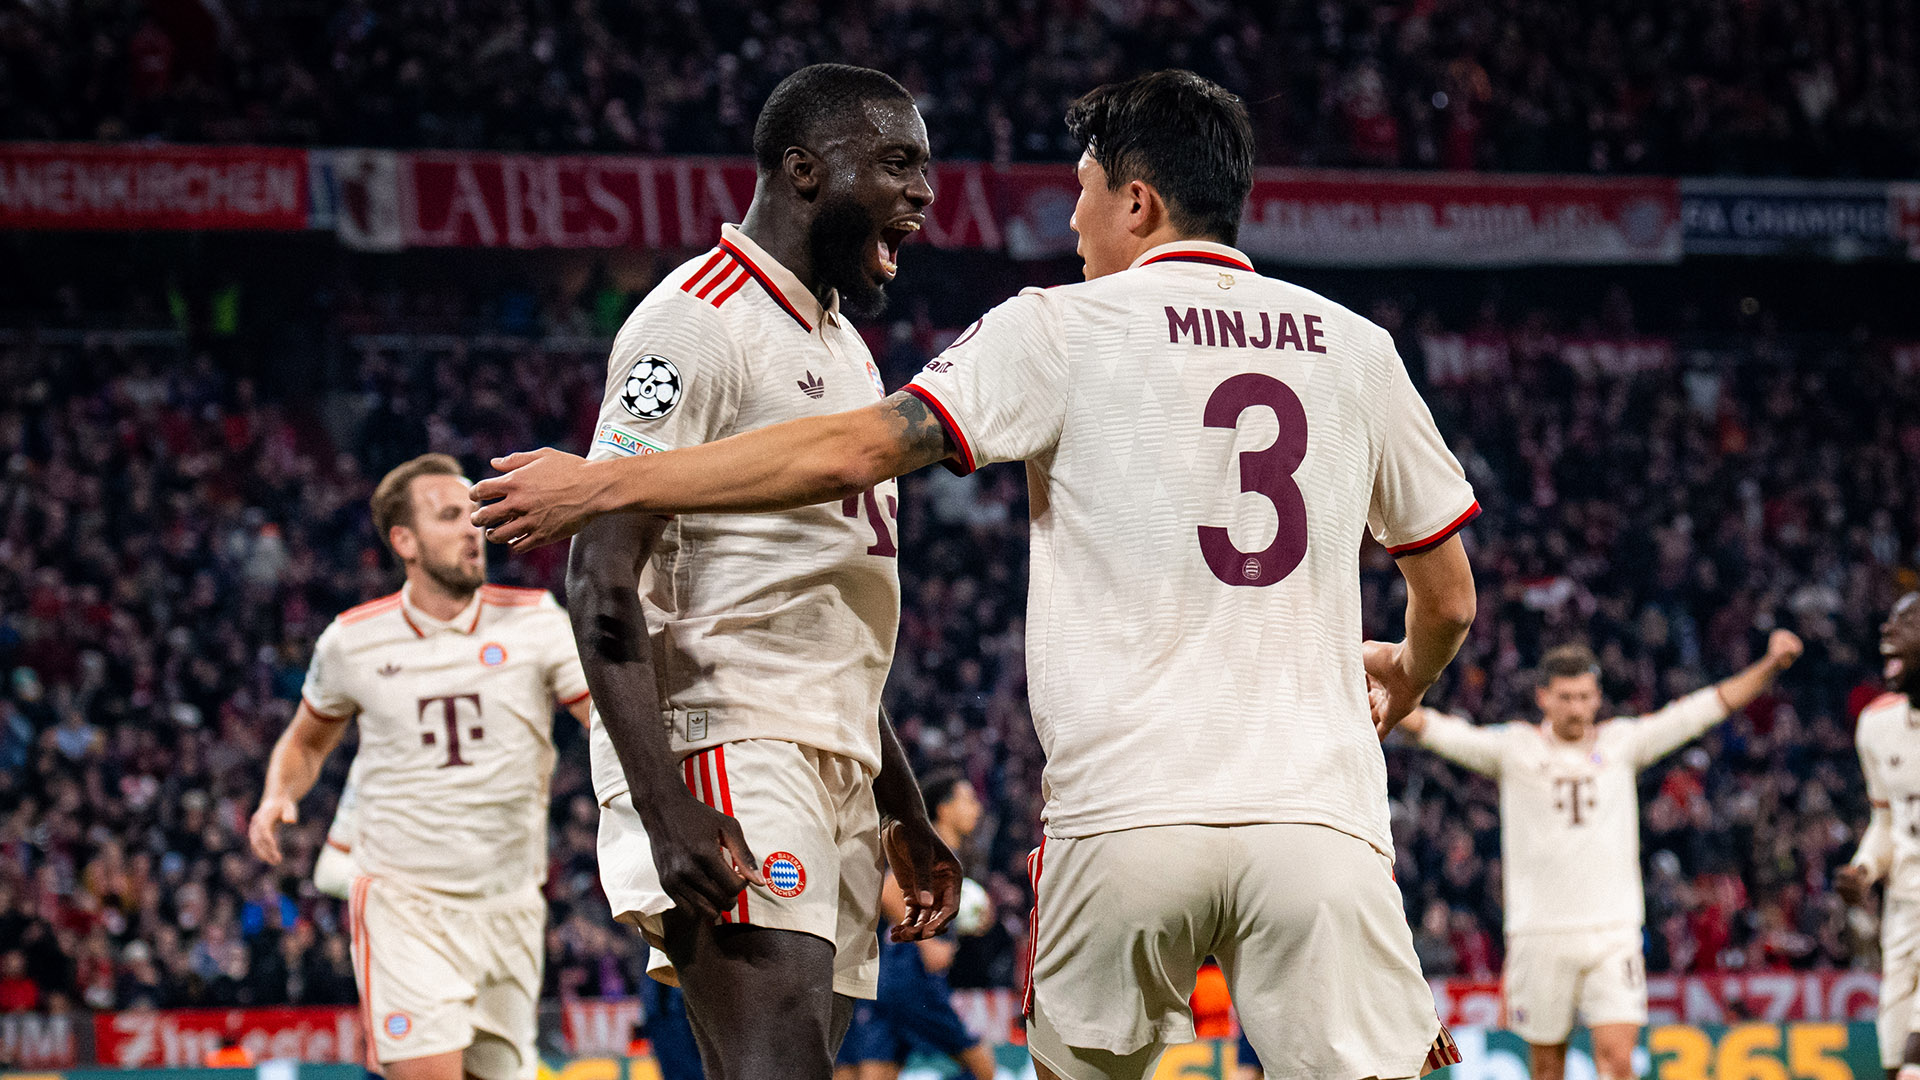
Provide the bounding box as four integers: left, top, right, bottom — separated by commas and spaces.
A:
422, 551, 485, 597
809, 193, 889, 321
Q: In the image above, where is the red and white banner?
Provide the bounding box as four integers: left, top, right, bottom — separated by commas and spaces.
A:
1432, 971, 1883, 1028
1420, 332, 1676, 385
94, 1006, 361, 1067
1240, 172, 1681, 266
0, 1011, 80, 1069
0, 144, 308, 231
560, 996, 644, 1056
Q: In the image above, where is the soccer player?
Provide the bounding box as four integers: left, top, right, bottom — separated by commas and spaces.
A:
837, 770, 997, 1080
1837, 591, 1920, 1080
475, 69, 1475, 1080
249, 453, 593, 1080
1397, 633, 1803, 1080
551, 64, 960, 1080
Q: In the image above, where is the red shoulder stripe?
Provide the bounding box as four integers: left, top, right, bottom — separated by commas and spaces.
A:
679, 250, 727, 294
338, 593, 401, 624
710, 266, 751, 308
694, 258, 742, 300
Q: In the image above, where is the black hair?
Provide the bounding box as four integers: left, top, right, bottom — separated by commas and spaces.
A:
753, 64, 915, 175
1539, 643, 1602, 683
920, 768, 970, 817
1064, 70, 1255, 244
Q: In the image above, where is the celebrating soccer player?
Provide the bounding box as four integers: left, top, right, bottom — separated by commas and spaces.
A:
475, 69, 1475, 1080
1399, 632, 1803, 1080
250, 453, 594, 1080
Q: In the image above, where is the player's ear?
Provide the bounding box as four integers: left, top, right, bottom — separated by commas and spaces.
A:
1127, 179, 1160, 237
783, 147, 821, 199
389, 526, 418, 563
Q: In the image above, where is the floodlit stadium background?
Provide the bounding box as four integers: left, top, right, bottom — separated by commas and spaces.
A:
3, 0, 1920, 1076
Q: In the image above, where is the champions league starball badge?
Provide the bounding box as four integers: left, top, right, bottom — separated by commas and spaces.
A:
620, 355, 682, 420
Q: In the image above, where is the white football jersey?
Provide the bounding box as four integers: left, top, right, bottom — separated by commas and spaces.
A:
1856, 692, 1920, 901
906, 240, 1477, 851
584, 224, 900, 805
324, 753, 364, 853
301, 583, 590, 897
1418, 688, 1727, 934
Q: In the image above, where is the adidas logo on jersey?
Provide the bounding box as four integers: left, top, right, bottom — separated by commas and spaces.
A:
377, 663, 402, 677
798, 372, 825, 399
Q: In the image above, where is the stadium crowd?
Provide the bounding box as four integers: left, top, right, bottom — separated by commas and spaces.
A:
1, 0, 1915, 177
0, 260, 1912, 1017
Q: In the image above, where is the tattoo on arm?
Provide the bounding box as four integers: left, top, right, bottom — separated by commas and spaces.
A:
882, 391, 957, 470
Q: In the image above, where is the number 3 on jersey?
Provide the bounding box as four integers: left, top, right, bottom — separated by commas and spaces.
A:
1197, 373, 1309, 587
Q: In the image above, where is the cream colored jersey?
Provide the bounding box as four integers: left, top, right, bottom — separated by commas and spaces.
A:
1856, 692, 1920, 901
584, 224, 900, 805
1417, 688, 1728, 934
905, 241, 1477, 851
301, 584, 590, 897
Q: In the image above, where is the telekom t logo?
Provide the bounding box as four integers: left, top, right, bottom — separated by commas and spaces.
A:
418, 694, 483, 767
1553, 776, 1595, 826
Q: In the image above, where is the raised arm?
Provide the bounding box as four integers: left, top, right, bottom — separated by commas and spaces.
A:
1398, 706, 1506, 778
472, 392, 956, 550
1363, 534, 1477, 737
1626, 629, 1803, 768
568, 512, 766, 922
249, 701, 351, 866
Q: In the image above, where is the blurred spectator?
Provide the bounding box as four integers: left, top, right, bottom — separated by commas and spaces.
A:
0, 0, 1915, 176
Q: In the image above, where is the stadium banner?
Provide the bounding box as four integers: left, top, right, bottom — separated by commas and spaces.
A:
1680, 178, 1908, 258
91, 1006, 362, 1068
0, 1068, 364, 1080
0, 1011, 84, 1069
0, 143, 309, 231
1432, 971, 1882, 1028
1234, 172, 1682, 267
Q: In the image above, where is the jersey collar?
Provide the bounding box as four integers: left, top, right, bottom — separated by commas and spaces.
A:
399, 582, 484, 637
718, 224, 839, 333
1130, 239, 1255, 272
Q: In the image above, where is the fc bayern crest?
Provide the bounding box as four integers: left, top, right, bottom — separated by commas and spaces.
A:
763, 851, 807, 897
384, 1012, 411, 1039
620, 355, 682, 420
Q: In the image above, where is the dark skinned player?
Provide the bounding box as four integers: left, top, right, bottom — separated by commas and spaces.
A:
1840, 592, 1920, 1080
558, 64, 959, 1080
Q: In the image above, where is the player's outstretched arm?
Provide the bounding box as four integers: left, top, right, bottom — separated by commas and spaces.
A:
250, 701, 350, 866
873, 706, 962, 942
1629, 629, 1803, 767
567, 513, 766, 923
1364, 534, 1476, 738
470, 391, 956, 550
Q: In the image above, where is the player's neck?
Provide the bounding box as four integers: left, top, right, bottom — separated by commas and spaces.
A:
737, 205, 822, 306
404, 573, 477, 622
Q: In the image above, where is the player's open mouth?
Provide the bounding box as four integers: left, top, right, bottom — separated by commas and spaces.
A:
874, 218, 922, 281
1888, 654, 1906, 683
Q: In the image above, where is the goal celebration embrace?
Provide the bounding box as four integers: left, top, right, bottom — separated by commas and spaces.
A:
11, 9, 1917, 1080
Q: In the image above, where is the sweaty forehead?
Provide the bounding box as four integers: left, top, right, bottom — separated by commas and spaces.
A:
819, 98, 926, 155
1897, 592, 1920, 621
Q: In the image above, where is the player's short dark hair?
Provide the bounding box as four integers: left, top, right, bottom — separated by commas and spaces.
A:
1065, 70, 1254, 245
371, 452, 463, 554
920, 768, 970, 816
752, 64, 915, 175
1539, 644, 1602, 685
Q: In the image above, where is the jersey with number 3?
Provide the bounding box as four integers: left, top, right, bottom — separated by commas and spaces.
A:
905, 241, 1477, 850
583, 224, 901, 806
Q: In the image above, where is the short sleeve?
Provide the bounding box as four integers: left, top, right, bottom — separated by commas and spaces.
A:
301, 622, 357, 721
539, 598, 591, 706
904, 290, 1069, 474
1367, 333, 1479, 556
587, 297, 743, 463
1860, 718, 1888, 805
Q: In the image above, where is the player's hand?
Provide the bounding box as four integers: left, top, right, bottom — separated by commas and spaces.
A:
1835, 863, 1874, 906
882, 817, 962, 942
248, 795, 298, 865
1364, 639, 1431, 740
637, 789, 767, 924
1766, 629, 1804, 672
470, 448, 604, 551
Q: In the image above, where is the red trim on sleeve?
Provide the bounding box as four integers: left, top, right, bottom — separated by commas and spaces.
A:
558, 689, 591, 707
303, 696, 352, 723
1386, 501, 1481, 557
901, 383, 977, 476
